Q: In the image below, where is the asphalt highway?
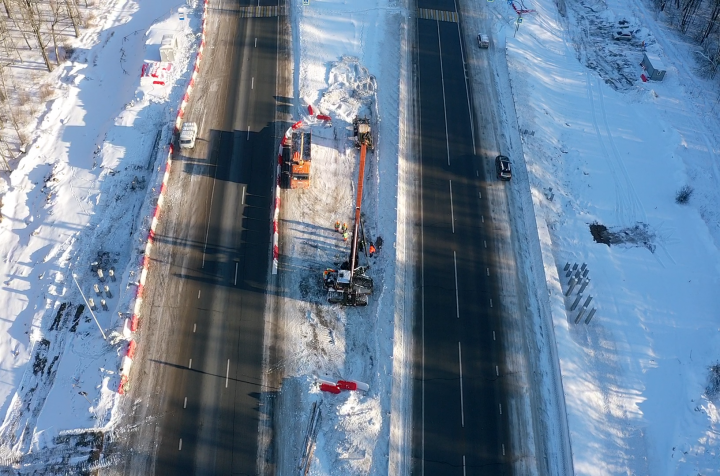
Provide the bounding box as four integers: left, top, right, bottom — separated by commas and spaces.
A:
109, 1, 283, 474
412, 2, 514, 474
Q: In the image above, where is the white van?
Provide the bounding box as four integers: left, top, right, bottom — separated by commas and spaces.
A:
179, 122, 198, 149
478, 34, 490, 48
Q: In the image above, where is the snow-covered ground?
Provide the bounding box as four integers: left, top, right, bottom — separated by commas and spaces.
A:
483, 0, 720, 472
0, 0, 197, 471
0, 0, 718, 472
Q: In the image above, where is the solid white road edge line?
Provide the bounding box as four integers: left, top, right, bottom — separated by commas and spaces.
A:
436, 20, 451, 167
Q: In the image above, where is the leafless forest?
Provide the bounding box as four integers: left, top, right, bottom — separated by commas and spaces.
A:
651, 0, 720, 77
0, 0, 97, 169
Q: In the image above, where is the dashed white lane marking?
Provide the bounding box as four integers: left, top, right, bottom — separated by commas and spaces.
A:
247, 125, 250, 140
251, 77, 254, 89
179, 439, 183, 451
476, 170, 479, 177
490, 298, 493, 308
486, 267, 490, 276
463, 455, 467, 476
502, 443, 506, 456
481, 215, 484, 223
198, 290, 201, 299
436, 20, 451, 167
189, 359, 192, 369
234, 262, 239, 286
478, 191, 482, 198
484, 240, 487, 248
226, 359, 230, 388
202, 174, 219, 268
453, 251, 459, 318
496, 365, 499, 376
458, 342, 465, 428
449, 180, 455, 234
499, 403, 503, 415
254, 37, 257, 47
493, 330, 496, 341
193, 323, 196, 333
184, 397, 187, 409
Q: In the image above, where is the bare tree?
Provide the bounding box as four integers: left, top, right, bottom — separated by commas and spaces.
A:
680, 0, 703, 33
49, 0, 62, 65
698, 0, 720, 42
0, 13, 23, 63
65, 0, 79, 37
20, 0, 53, 71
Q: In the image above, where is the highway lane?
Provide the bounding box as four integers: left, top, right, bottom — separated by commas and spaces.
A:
412, 6, 514, 475
109, 1, 283, 474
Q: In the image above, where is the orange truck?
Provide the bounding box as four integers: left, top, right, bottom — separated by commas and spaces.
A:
281, 131, 312, 189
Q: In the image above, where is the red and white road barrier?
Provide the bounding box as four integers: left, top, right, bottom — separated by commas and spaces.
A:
119, 0, 210, 395
317, 378, 369, 395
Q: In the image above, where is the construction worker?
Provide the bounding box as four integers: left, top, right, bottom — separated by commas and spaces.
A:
369, 243, 376, 257
341, 222, 348, 233
343, 232, 349, 242
334, 220, 341, 232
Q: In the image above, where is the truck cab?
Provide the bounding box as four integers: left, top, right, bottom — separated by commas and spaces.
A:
179, 122, 198, 149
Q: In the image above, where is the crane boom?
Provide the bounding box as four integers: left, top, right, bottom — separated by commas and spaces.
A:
349, 141, 367, 279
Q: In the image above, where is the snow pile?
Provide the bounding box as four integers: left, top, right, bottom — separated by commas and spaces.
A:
487, 0, 720, 471
275, 0, 408, 474
0, 0, 197, 471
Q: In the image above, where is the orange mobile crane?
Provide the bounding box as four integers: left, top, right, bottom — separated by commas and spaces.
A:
323, 117, 374, 306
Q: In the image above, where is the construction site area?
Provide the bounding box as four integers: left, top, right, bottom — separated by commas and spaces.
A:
269, 51, 408, 473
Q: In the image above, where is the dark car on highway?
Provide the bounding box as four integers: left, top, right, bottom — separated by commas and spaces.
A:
496, 155, 512, 181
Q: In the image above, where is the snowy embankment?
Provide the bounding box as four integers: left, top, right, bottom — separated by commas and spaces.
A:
491, 0, 720, 472
0, 0, 197, 470
274, 1, 410, 474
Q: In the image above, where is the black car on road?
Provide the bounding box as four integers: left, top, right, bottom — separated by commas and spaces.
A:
496, 155, 512, 181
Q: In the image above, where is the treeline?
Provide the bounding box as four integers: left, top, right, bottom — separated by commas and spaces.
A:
654, 0, 720, 77
0, 0, 97, 164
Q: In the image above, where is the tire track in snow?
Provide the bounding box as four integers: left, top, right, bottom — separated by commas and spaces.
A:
586, 72, 645, 226
593, 75, 647, 224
